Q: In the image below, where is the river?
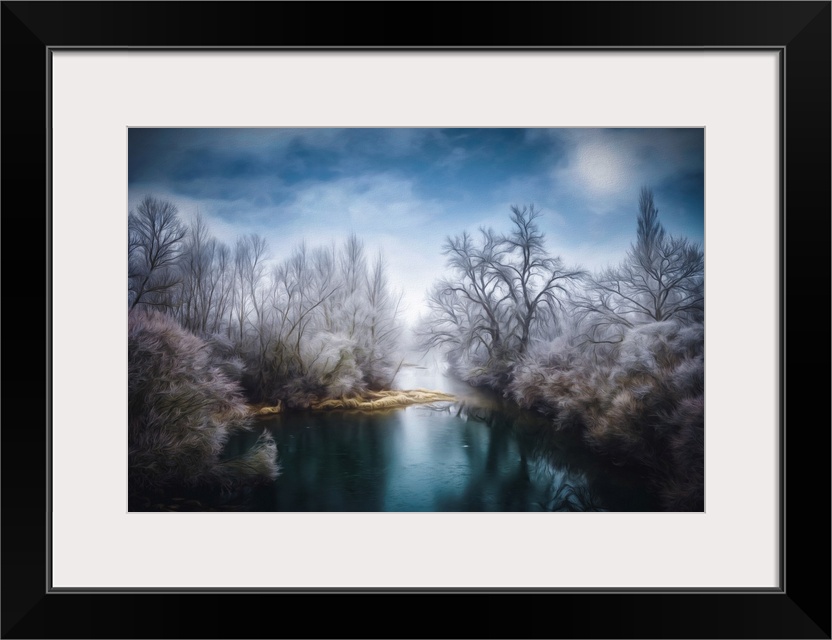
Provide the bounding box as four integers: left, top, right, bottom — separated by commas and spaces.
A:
222, 356, 659, 512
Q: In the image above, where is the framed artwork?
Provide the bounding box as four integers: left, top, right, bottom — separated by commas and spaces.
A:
3, 1, 829, 638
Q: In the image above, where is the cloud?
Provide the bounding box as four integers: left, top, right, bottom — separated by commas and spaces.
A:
283, 172, 443, 234
435, 146, 472, 171
128, 128, 703, 326
273, 174, 450, 321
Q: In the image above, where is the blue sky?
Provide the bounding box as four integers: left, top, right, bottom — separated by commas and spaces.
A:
129, 128, 704, 324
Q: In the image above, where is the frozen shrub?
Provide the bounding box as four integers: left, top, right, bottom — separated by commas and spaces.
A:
234, 237, 404, 405
506, 321, 704, 510
295, 332, 366, 404
202, 332, 246, 382
128, 308, 279, 493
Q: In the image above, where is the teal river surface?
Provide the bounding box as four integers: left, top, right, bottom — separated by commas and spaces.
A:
224, 361, 659, 512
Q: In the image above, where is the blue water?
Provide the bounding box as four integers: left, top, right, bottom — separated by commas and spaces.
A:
225, 362, 658, 512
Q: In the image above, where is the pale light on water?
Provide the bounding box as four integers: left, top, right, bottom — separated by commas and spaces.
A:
224, 361, 658, 512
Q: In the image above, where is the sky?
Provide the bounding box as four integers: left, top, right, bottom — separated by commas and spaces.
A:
128, 128, 704, 326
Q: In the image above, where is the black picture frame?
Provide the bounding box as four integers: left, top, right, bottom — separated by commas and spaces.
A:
2, 2, 829, 638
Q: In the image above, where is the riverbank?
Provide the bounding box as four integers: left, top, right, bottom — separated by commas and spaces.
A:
251, 388, 455, 416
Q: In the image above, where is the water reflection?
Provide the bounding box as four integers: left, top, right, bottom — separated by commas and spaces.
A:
224, 388, 658, 512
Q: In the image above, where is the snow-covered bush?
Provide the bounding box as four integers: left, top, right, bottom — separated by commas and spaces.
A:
128, 308, 279, 493
509, 321, 704, 510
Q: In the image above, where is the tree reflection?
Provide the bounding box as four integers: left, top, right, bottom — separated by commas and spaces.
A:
224, 399, 658, 512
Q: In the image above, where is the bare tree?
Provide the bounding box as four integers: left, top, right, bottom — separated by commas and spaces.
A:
576, 187, 704, 345
241, 236, 405, 403
495, 205, 585, 355
338, 234, 370, 338
128, 196, 186, 310
628, 188, 704, 324
232, 233, 269, 342
176, 212, 219, 332
424, 227, 509, 365
128, 196, 405, 403
207, 241, 235, 335
362, 252, 404, 387
419, 205, 582, 374
248, 243, 343, 401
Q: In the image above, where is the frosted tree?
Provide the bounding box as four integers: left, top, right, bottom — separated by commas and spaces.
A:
577, 187, 704, 345
128, 196, 186, 310
495, 205, 584, 354
419, 205, 582, 380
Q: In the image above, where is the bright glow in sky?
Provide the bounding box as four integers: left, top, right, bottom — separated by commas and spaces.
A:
128, 128, 704, 326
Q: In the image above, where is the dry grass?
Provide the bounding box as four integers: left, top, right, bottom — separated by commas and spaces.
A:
310, 388, 455, 411
250, 401, 284, 417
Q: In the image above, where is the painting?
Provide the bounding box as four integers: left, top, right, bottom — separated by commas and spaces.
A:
12, 1, 819, 628
127, 127, 704, 512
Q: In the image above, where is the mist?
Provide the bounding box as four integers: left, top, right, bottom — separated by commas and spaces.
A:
127, 128, 704, 512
